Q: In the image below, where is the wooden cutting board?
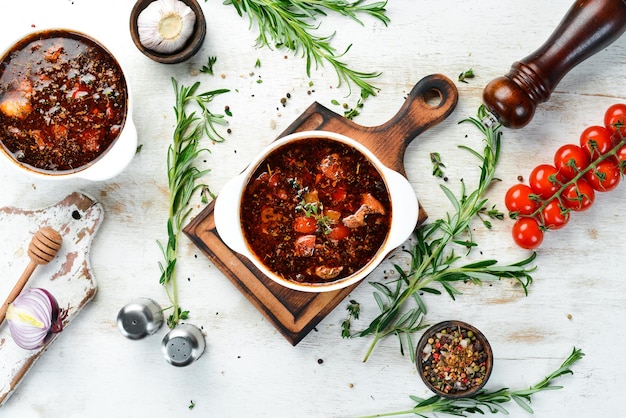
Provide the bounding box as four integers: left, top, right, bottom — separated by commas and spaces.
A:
0, 192, 104, 405
184, 74, 458, 345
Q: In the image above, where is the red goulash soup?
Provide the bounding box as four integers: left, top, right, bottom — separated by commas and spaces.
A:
0, 30, 127, 172
241, 137, 391, 284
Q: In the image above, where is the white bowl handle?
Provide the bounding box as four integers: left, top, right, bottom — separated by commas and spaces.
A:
384, 168, 419, 249
214, 173, 249, 255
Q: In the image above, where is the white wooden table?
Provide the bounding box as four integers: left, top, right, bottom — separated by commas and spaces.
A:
1, 1, 625, 417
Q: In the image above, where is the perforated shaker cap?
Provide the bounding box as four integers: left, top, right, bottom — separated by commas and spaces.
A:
162, 323, 206, 366
117, 298, 164, 340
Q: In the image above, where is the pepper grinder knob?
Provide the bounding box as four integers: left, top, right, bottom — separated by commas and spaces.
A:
483, 0, 626, 129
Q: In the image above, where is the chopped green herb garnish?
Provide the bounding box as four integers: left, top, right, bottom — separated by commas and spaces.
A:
458, 68, 475, 83
430, 152, 445, 178
200, 56, 217, 75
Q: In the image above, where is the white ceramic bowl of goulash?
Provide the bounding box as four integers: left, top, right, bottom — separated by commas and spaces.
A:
214, 130, 419, 293
0, 29, 136, 181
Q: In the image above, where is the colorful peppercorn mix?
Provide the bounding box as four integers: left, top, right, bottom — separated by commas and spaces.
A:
417, 321, 492, 397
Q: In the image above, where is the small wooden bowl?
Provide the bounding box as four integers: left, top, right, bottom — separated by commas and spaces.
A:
416, 320, 493, 398
129, 0, 206, 64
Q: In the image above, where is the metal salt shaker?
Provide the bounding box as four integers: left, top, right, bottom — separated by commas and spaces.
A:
117, 298, 164, 340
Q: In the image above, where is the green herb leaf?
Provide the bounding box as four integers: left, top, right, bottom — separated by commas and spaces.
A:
430, 152, 446, 178
458, 68, 474, 83
200, 56, 218, 75
341, 299, 361, 338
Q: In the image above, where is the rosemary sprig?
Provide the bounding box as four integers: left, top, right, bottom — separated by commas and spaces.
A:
349, 106, 537, 362
158, 78, 229, 328
223, 0, 389, 96
360, 347, 584, 417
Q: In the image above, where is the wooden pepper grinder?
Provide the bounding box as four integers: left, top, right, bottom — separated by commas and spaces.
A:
483, 0, 626, 129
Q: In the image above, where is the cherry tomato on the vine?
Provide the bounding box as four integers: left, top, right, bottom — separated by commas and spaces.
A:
511, 217, 543, 250
528, 164, 560, 199
616, 144, 626, 174
554, 143, 590, 181
504, 184, 539, 216
579, 125, 614, 160
541, 200, 569, 230
561, 178, 595, 211
584, 157, 621, 192
604, 103, 626, 135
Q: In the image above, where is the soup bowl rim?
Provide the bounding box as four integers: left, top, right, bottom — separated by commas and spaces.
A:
214, 130, 419, 293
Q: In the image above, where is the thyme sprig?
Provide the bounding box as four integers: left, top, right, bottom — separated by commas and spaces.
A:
360, 347, 584, 417
223, 0, 389, 97
429, 152, 446, 178
341, 299, 361, 338
158, 78, 229, 328
349, 106, 537, 362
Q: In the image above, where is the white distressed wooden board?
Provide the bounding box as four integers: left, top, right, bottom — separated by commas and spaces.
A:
0, 192, 103, 405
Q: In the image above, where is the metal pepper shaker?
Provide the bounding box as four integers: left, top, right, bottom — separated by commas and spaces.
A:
161, 323, 206, 366
117, 298, 164, 340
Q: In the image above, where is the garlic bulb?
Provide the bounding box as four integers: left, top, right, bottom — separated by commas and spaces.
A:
137, 0, 196, 54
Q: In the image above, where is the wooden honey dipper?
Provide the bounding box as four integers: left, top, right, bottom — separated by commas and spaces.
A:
0, 227, 63, 324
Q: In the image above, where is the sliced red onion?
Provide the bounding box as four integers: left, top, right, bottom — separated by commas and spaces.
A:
6, 288, 64, 350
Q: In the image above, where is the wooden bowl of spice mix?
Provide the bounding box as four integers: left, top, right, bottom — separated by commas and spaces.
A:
416, 320, 493, 398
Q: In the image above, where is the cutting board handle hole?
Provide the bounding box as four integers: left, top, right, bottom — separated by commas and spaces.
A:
422, 88, 442, 108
